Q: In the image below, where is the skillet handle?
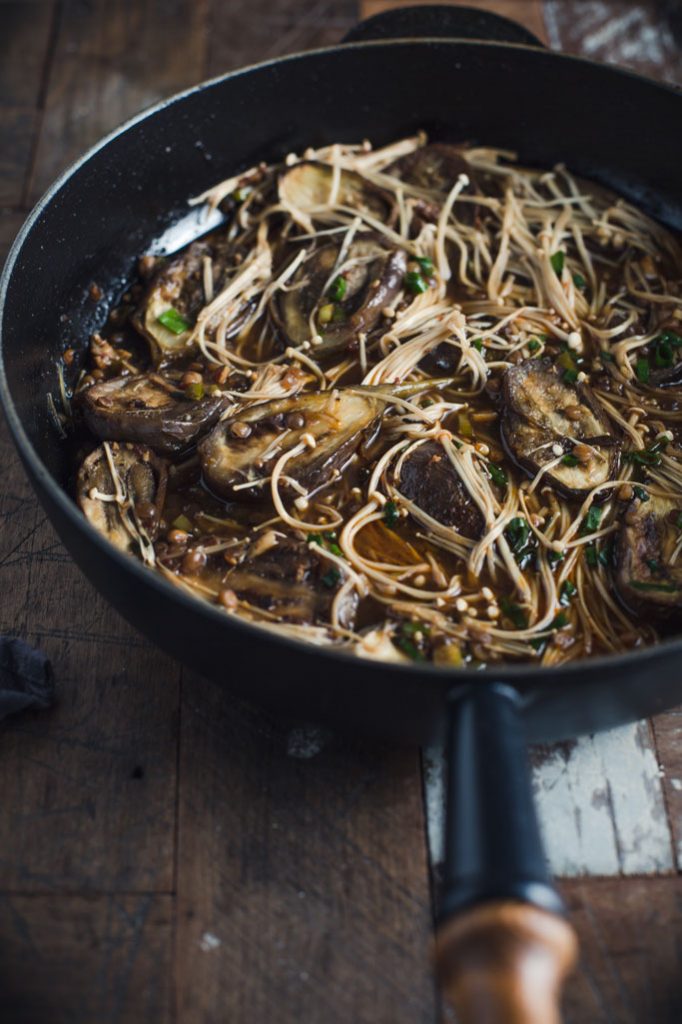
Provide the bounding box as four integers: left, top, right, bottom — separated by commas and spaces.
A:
434, 683, 578, 1023
342, 5, 546, 48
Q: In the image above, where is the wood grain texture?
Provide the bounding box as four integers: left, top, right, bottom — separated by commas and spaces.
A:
0, 893, 172, 1024
28, 0, 209, 203
0, 2, 55, 207
175, 676, 436, 1024
562, 877, 682, 1024
358, 0, 548, 43
652, 710, 682, 870
0, 416, 180, 892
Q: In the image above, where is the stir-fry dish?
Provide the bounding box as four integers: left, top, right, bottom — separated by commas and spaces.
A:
64, 134, 682, 667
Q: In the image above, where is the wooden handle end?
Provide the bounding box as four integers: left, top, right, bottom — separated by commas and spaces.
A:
434, 901, 578, 1024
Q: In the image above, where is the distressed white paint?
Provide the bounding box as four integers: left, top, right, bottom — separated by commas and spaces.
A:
424, 722, 674, 877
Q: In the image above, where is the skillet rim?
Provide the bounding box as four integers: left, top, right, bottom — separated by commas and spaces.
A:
2, 35, 682, 688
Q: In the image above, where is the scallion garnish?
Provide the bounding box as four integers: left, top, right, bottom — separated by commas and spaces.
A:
635, 358, 650, 383
404, 271, 428, 294
329, 275, 347, 302
383, 500, 399, 528
572, 272, 586, 289
560, 580, 577, 606
562, 454, 579, 467
550, 251, 565, 275
157, 307, 190, 334
416, 256, 434, 275
499, 596, 528, 629
488, 463, 508, 488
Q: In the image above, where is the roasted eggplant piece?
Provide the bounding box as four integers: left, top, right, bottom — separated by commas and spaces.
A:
133, 238, 251, 360
224, 536, 355, 625
77, 443, 167, 554
272, 238, 407, 357
79, 373, 229, 455
501, 358, 619, 497
199, 389, 380, 500
397, 441, 485, 539
388, 144, 472, 193
616, 493, 682, 612
278, 161, 394, 224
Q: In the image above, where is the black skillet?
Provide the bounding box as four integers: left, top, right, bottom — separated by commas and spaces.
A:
2, 6, 682, 1019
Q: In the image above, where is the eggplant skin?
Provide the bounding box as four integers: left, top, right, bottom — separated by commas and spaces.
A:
77, 443, 167, 554
199, 390, 380, 501
388, 144, 472, 193
397, 440, 485, 539
79, 374, 229, 455
500, 358, 620, 498
272, 239, 407, 358
616, 493, 682, 613
224, 537, 354, 626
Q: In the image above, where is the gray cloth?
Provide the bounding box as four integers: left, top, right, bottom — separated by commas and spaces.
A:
0, 636, 54, 720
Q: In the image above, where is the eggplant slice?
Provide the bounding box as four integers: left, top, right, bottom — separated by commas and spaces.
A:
616, 492, 682, 612
397, 440, 485, 539
77, 443, 167, 554
133, 238, 251, 360
278, 161, 393, 224
79, 373, 229, 455
199, 390, 380, 500
224, 536, 355, 626
272, 238, 407, 358
501, 358, 619, 497
388, 144, 472, 193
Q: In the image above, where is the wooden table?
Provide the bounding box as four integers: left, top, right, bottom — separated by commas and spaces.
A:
1, 2, 681, 1021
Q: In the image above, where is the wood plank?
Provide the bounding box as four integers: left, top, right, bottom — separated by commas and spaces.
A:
651, 711, 682, 871
0, 416, 181, 893
358, 0, 548, 44
0, 893, 172, 1024
176, 676, 436, 1024
544, 0, 682, 86
29, 0, 209, 203
561, 877, 682, 1024
206, 0, 356, 76
424, 721, 674, 879
0, 3, 55, 207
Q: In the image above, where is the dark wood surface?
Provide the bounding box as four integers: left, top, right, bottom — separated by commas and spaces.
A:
0, 2, 681, 1022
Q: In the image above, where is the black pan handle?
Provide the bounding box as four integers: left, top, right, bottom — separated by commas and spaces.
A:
433, 683, 578, 1023
342, 4, 545, 48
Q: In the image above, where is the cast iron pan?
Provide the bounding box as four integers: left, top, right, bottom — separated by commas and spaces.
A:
2, 6, 682, 1019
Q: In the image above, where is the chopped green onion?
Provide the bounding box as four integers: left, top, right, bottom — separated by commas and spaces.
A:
527, 338, 541, 353
581, 505, 603, 535
185, 381, 204, 400
232, 186, 252, 203
506, 517, 530, 554
557, 350, 577, 372
635, 358, 650, 383
499, 596, 528, 629
172, 514, 193, 532
318, 303, 335, 325
329, 275, 347, 302
560, 580, 577, 605
488, 463, 508, 488
550, 251, 565, 275
157, 308, 190, 334
548, 550, 564, 567
563, 368, 579, 384
633, 486, 649, 502
646, 559, 660, 573
562, 453, 579, 467
471, 337, 483, 352
458, 412, 474, 438
572, 272, 586, 289
585, 544, 598, 567
383, 500, 399, 528
551, 611, 569, 630
601, 350, 614, 362
416, 256, 434, 275
321, 567, 341, 589
307, 533, 322, 545
404, 271, 428, 294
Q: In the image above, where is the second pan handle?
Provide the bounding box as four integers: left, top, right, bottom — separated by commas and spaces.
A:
342, 4, 545, 48
434, 683, 577, 1023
